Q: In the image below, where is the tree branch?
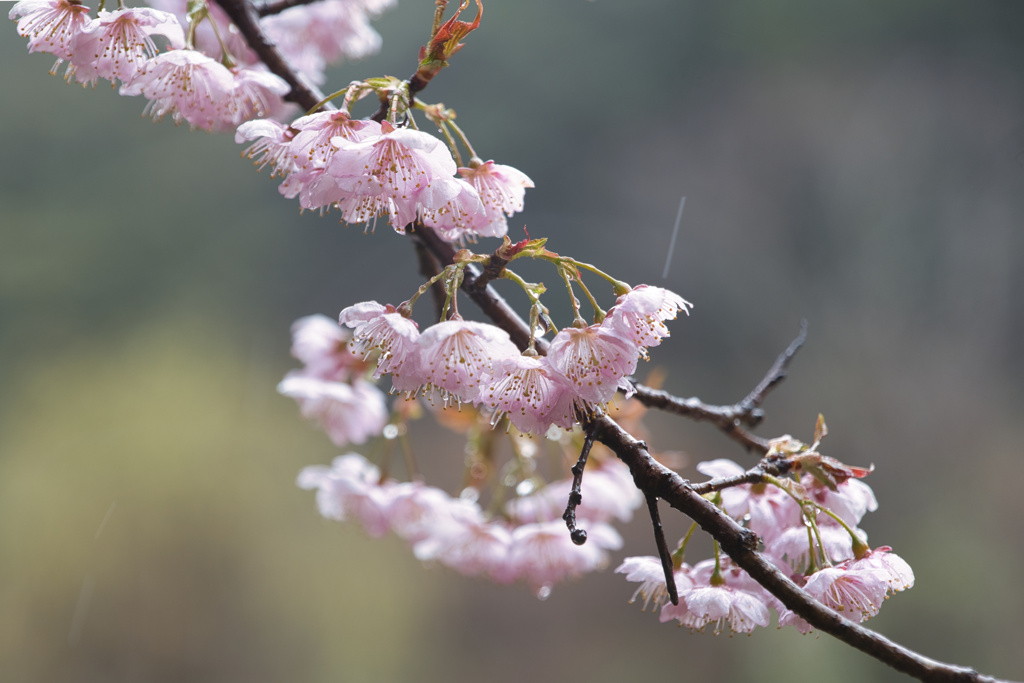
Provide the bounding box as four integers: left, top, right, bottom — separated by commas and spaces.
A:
212, 0, 329, 112
222, 5, 1016, 679
255, 0, 322, 18
592, 416, 1011, 683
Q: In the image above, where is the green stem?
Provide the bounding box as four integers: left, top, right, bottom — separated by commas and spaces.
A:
671, 522, 699, 568
448, 120, 478, 162
557, 266, 584, 324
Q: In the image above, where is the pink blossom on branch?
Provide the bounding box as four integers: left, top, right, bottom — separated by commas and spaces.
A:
120, 49, 236, 130
607, 284, 693, 355
9, 0, 91, 74
547, 322, 640, 406
416, 319, 520, 403
481, 353, 577, 435
70, 7, 184, 86
327, 121, 460, 232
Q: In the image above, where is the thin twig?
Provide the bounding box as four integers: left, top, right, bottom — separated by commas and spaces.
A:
688, 455, 792, 496
631, 322, 809, 453
562, 423, 595, 546
645, 492, 679, 606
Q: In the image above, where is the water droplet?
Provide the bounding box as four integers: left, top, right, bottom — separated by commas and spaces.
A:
536, 585, 552, 600
382, 424, 399, 440
515, 480, 536, 496
459, 487, 479, 502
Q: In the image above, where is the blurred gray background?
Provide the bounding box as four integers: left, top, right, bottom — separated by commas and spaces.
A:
2, 1, 1023, 681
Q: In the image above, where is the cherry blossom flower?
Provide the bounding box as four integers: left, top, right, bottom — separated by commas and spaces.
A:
481, 354, 577, 434
454, 160, 533, 238
804, 475, 879, 529
278, 374, 388, 447
288, 314, 363, 382
607, 284, 692, 355
416, 319, 520, 403
506, 520, 622, 593
9, 0, 91, 75
412, 505, 515, 582
421, 177, 485, 243
800, 562, 890, 621
70, 7, 184, 86
852, 547, 915, 593
615, 556, 695, 611
660, 583, 771, 634
386, 481, 469, 544
328, 121, 460, 231
227, 66, 290, 123
764, 523, 860, 574
120, 49, 236, 131
296, 453, 395, 537
281, 112, 382, 210
236, 118, 296, 175
339, 301, 424, 393
548, 322, 640, 406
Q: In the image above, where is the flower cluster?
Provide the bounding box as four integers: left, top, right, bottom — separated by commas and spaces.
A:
617, 457, 914, 634
8, 0, 392, 130
338, 284, 691, 434
298, 452, 642, 595
277, 314, 388, 447
236, 114, 534, 239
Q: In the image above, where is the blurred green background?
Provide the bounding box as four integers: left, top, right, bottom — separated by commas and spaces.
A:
3, 1, 1024, 681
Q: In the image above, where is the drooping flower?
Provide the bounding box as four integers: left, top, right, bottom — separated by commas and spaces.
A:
120, 49, 236, 130
339, 301, 423, 393
296, 453, 395, 537
227, 66, 290, 124
548, 322, 640, 406
455, 160, 533, 238
70, 6, 184, 85
607, 284, 692, 355
481, 354, 577, 434
235, 117, 296, 175
764, 523, 860, 574
804, 475, 879, 529
799, 562, 890, 621
9, 0, 91, 75
10, 0, 90, 58
506, 520, 622, 593
328, 121, 460, 231
416, 319, 520, 403
615, 556, 695, 612
411, 504, 515, 582
277, 374, 388, 447
288, 314, 363, 382
852, 547, 915, 594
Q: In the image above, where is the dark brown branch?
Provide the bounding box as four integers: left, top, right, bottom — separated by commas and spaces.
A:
256, 0, 322, 17
562, 424, 595, 546
644, 492, 679, 606
631, 322, 808, 454
688, 455, 792, 496
212, 0, 329, 112
222, 12, 1014, 680
592, 416, 1011, 683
